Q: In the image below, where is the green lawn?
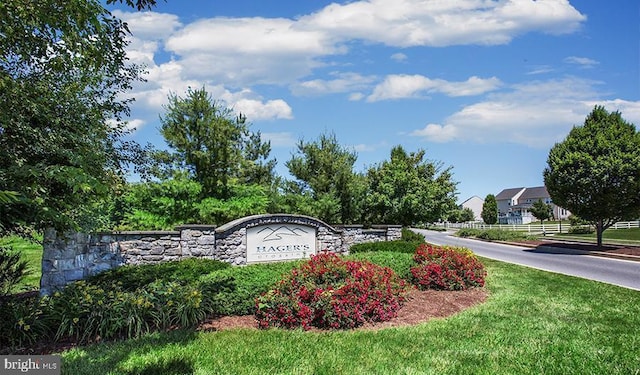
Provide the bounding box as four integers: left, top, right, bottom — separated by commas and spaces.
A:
0, 235, 42, 291
556, 227, 640, 244
60, 257, 640, 375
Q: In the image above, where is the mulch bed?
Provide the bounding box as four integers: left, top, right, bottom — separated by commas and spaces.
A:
197, 288, 489, 332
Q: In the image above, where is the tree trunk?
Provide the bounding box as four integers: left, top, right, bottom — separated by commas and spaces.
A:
596, 219, 604, 248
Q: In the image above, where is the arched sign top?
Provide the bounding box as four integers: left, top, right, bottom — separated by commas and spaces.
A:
215, 213, 340, 236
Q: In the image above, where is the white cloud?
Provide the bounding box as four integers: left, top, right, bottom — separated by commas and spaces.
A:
164, 17, 339, 85
291, 72, 376, 96
112, 10, 182, 40
233, 98, 293, 121
367, 74, 502, 101
411, 123, 458, 143
353, 143, 377, 152
262, 132, 297, 147
564, 56, 599, 68
526, 65, 554, 75
302, 0, 585, 47
411, 78, 640, 147
349, 92, 365, 101
391, 53, 408, 62
111, 1, 586, 133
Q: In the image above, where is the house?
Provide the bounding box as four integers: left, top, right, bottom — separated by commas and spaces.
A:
495, 186, 571, 224
459, 195, 483, 221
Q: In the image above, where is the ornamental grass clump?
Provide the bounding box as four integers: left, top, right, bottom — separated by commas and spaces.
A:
410, 244, 486, 291
255, 252, 410, 330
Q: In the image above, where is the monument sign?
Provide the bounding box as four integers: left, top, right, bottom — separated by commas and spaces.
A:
246, 223, 317, 263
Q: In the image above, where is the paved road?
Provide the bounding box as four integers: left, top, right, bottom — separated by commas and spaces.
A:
412, 229, 640, 291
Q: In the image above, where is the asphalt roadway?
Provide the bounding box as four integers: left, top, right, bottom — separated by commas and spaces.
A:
411, 229, 640, 291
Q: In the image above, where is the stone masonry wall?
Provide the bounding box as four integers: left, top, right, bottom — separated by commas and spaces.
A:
40, 215, 403, 295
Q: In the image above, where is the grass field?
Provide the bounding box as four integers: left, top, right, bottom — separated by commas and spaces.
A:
0, 235, 42, 291
59, 257, 640, 375
556, 227, 640, 245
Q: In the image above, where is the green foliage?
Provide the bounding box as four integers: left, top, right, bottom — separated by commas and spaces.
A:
349, 240, 423, 254
481, 194, 498, 225
87, 258, 230, 291
156, 87, 275, 199
106, 0, 161, 11
0, 245, 30, 297
365, 146, 458, 226
57, 259, 640, 375
568, 226, 595, 235
113, 177, 272, 229
0, 0, 146, 236
349, 252, 415, 280
568, 214, 589, 226
199, 261, 301, 316
447, 207, 475, 223
47, 278, 227, 343
456, 228, 537, 241
0, 236, 42, 291
530, 199, 553, 224
197, 184, 270, 225
285, 132, 363, 224
0, 293, 52, 351
401, 227, 427, 242
544, 105, 640, 246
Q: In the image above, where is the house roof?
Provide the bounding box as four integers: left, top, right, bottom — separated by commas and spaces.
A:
460, 195, 483, 205
495, 187, 525, 200
519, 186, 549, 200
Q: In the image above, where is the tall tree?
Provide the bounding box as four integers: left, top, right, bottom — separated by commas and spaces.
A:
0, 0, 145, 235
157, 87, 275, 198
481, 194, 498, 225
544, 105, 640, 247
530, 199, 553, 225
365, 146, 458, 226
285, 132, 361, 223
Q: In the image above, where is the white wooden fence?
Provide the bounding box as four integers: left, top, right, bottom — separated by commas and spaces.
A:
437, 220, 640, 234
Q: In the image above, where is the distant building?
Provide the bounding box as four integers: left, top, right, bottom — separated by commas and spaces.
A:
459, 195, 483, 221
495, 186, 571, 224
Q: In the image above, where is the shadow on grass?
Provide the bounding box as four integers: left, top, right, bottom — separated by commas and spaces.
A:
61, 329, 198, 375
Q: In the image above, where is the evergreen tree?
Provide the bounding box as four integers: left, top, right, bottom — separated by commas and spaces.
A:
481, 194, 498, 225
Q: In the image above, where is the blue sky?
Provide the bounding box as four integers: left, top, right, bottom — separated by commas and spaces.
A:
105, 0, 640, 203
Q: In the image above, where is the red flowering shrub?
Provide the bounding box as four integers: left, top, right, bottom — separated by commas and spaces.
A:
410, 244, 486, 291
255, 253, 409, 330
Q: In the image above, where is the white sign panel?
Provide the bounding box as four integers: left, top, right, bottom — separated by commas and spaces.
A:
246, 224, 317, 263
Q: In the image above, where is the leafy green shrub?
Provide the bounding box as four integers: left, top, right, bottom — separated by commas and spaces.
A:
48, 276, 231, 343
456, 228, 536, 241
456, 228, 482, 238
348, 252, 414, 280
349, 240, 422, 254
87, 258, 230, 291
410, 244, 486, 291
200, 261, 301, 316
401, 228, 426, 242
255, 253, 410, 330
0, 293, 52, 352
568, 226, 595, 234
0, 245, 30, 296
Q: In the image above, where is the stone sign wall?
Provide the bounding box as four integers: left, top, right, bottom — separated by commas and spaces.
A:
40, 214, 402, 295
